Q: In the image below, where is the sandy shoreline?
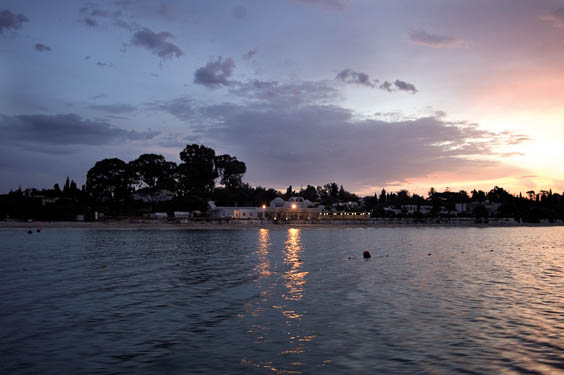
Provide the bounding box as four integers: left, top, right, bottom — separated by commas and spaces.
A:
1, 220, 562, 230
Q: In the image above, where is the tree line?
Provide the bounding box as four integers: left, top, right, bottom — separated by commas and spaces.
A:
363, 186, 564, 221
1, 143, 564, 222
85, 144, 246, 206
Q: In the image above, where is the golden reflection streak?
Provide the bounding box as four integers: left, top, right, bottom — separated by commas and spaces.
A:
241, 229, 273, 344
241, 228, 320, 375
282, 228, 308, 304
255, 228, 272, 279
279, 228, 317, 371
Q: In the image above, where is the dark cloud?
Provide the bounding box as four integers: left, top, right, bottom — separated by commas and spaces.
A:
0, 113, 158, 148
187, 99, 523, 191
194, 57, 235, 87
409, 30, 464, 48
540, 8, 564, 28
143, 72, 528, 191
337, 69, 418, 93
0, 9, 28, 35
131, 28, 183, 60
34, 43, 51, 52
394, 80, 418, 94
89, 104, 137, 114
232, 6, 247, 19
243, 49, 257, 60
336, 69, 376, 88
79, 5, 131, 30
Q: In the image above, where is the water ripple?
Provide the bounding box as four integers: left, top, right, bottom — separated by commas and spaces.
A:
0, 227, 563, 374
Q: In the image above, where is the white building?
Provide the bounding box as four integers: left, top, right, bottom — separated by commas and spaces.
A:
270, 196, 314, 209
209, 204, 263, 219
210, 197, 321, 221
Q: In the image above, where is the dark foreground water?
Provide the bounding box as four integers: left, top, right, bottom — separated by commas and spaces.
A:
0, 227, 563, 375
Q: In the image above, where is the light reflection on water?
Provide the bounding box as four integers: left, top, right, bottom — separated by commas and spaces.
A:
0, 227, 563, 375
283, 228, 307, 304
242, 228, 316, 374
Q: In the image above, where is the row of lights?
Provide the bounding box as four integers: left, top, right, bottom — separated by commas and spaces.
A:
320, 212, 367, 216
261, 203, 299, 209
259, 205, 366, 216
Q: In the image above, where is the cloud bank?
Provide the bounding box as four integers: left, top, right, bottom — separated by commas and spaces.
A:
154, 78, 525, 191
0, 113, 157, 149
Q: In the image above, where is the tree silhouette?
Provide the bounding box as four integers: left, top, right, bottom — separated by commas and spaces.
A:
129, 154, 177, 192
379, 188, 387, 205
215, 154, 246, 191
86, 158, 133, 204
63, 176, 70, 194
177, 144, 217, 196
299, 185, 318, 202
284, 185, 294, 199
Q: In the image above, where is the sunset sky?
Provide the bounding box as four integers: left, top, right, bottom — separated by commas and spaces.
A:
1, 0, 564, 196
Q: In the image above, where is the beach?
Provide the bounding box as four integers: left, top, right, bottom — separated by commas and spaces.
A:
1, 220, 561, 230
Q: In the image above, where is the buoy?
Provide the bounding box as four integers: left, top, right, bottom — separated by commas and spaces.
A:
363, 251, 371, 259
27, 230, 32, 234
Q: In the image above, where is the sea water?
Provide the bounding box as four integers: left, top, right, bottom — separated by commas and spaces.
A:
0, 227, 563, 374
